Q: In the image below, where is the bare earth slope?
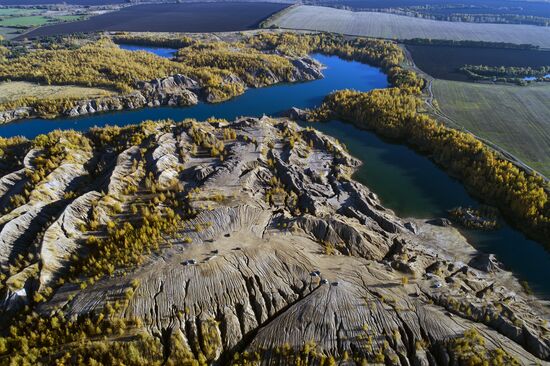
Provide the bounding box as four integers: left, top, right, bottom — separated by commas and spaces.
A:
0, 118, 549, 364
266, 5, 550, 48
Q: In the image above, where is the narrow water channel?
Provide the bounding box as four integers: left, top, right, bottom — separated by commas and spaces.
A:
0, 54, 386, 139
1, 50, 549, 298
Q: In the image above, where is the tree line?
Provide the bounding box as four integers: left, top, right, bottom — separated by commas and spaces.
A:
0, 37, 293, 105
112, 33, 194, 49
460, 64, 550, 85
368, 6, 550, 27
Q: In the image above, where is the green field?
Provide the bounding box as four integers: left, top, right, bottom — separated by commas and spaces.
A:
0, 15, 52, 28
432, 80, 550, 177
266, 5, 550, 48
0, 8, 35, 16
0, 17, 83, 39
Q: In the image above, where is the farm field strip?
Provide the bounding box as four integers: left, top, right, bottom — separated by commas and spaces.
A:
0, 6, 88, 39
407, 44, 550, 82
19, 2, 289, 39
0, 26, 17, 39
0, 15, 53, 27
310, 0, 550, 18
265, 5, 550, 48
432, 79, 550, 177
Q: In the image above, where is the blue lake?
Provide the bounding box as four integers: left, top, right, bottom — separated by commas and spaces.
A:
0, 54, 387, 139
118, 43, 178, 58
1, 51, 549, 298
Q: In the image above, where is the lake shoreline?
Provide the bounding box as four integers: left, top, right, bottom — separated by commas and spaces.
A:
0, 45, 325, 126
299, 119, 550, 299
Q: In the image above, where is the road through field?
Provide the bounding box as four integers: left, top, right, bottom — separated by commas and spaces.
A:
267, 5, 550, 48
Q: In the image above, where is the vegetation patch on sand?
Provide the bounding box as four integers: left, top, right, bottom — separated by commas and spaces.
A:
432, 80, 550, 178
265, 5, 550, 48
0, 81, 113, 104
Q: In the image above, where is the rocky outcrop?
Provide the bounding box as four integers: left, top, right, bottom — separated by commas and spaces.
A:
282, 107, 309, 120
66, 92, 147, 117
136, 74, 200, 107
427, 217, 453, 227
290, 56, 324, 80
0, 107, 34, 124
106, 145, 142, 196
1, 118, 548, 364
205, 74, 245, 103
469, 253, 502, 273
65, 75, 200, 118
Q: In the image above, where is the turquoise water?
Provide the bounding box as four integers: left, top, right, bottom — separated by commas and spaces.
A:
118, 43, 177, 58
1, 51, 549, 298
305, 120, 550, 297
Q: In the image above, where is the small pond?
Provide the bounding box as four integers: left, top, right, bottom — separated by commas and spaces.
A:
117, 44, 178, 58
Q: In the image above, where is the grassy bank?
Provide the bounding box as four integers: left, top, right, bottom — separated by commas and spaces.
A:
432, 80, 550, 178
